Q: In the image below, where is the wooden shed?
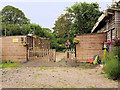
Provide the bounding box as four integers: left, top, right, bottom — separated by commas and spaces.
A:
91, 8, 120, 41
1, 35, 50, 62
76, 33, 106, 62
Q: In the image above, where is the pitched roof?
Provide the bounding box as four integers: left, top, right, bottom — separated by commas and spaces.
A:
91, 8, 120, 33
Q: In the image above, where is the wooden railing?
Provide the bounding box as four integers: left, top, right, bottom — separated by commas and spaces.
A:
65, 51, 76, 62
28, 49, 56, 62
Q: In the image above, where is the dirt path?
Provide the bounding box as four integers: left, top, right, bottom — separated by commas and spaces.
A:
2, 66, 119, 88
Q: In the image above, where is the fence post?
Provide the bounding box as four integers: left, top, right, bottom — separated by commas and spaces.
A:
54, 49, 56, 62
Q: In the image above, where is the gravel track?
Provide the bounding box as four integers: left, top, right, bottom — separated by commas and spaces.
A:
2, 66, 119, 88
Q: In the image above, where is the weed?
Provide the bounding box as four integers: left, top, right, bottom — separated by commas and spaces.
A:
95, 70, 98, 72
57, 80, 61, 82
103, 48, 120, 79
63, 84, 68, 86
51, 70, 58, 72
100, 72, 105, 75
0, 62, 20, 68
3, 70, 9, 73
17, 83, 21, 85
41, 84, 46, 87
71, 86, 77, 88
79, 66, 90, 70
0, 77, 3, 79
37, 85, 40, 87
34, 73, 41, 78
59, 78, 62, 80
88, 85, 96, 88
88, 73, 92, 75
63, 70, 67, 72
49, 85, 52, 87
56, 57, 65, 63
38, 67, 49, 71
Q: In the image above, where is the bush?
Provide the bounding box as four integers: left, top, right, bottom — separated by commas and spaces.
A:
104, 48, 120, 79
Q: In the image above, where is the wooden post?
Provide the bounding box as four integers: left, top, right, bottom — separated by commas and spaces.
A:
54, 49, 56, 62
5, 24, 6, 36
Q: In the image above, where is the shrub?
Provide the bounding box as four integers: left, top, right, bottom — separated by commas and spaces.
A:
104, 47, 120, 79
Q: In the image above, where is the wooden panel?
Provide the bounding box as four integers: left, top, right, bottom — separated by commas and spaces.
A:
76, 33, 106, 62
2, 36, 27, 62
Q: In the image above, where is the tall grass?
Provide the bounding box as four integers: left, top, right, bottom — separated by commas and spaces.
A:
103, 48, 120, 79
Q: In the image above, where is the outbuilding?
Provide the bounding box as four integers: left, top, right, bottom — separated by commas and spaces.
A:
75, 8, 120, 62
1, 35, 50, 62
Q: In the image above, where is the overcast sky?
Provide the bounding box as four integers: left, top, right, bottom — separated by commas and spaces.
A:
1, 0, 118, 30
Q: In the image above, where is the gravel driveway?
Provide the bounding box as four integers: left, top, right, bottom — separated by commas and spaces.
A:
2, 66, 119, 88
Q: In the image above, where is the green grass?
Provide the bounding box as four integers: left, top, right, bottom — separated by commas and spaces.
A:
34, 73, 41, 78
78, 66, 90, 70
0, 62, 20, 68
38, 67, 49, 71
100, 72, 105, 75
56, 51, 65, 53
56, 57, 65, 63
70, 86, 77, 88
57, 80, 61, 82
88, 85, 96, 88
59, 78, 62, 80
95, 70, 98, 72
88, 73, 92, 75
41, 84, 47, 87
51, 70, 58, 72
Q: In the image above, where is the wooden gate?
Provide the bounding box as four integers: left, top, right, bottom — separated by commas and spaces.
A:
28, 49, 56, 62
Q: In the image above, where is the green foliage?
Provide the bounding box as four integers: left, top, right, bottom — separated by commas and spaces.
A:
56, 57, 65, 63
104, 48, 120, 79
1, 5, 30, 25
52, 13, 73, 51
53, 13, 72, 38
52, 2, 102, 51
0, 62, 20, 68
66, 2, 102, 34
111, 1, 120, 9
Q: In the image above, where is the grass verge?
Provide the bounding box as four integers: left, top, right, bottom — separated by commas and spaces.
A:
0, 62, 20, 68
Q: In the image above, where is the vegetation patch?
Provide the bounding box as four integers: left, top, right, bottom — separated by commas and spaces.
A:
100, 72, 105, 75
88, 85, 96, 88
34, 73, 41, 78
38, 67, 49, 71
56, 57, 65, 63
70, 86, 77, 88
103, 47, 120, 80
51, 70, 58, 72
41, 84, 47, 87
0, 62, 20, 68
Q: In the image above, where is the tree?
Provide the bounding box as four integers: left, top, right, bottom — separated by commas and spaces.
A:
66, 2, 102, 34
52, 13, 73, 51
111, 0, 120, 9
53, 13, 72, 38
1, 5, 30, 25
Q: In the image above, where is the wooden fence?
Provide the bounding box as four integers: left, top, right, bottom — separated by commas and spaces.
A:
65, 51, 76, 62
28, 49, 56, 62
